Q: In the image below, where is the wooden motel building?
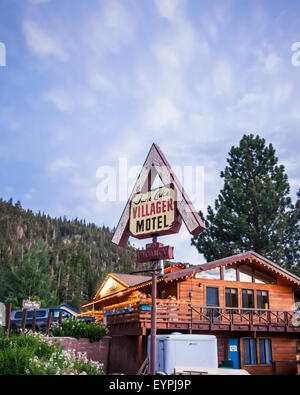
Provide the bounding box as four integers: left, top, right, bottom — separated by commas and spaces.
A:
81, 251, 300, 375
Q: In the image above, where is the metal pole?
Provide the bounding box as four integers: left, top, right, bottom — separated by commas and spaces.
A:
150, 259, 158, 375
150, 235, 158, 375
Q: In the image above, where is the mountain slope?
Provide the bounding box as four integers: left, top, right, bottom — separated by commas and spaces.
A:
0, 198, 137, 310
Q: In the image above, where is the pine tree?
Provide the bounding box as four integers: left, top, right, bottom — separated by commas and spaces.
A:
0, 196, 137, 310
192, 134, 292, 266
3, 240, 58, 307
283, 189, 300, 276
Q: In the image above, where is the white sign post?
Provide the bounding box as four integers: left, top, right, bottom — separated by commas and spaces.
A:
22, 300, 41, 310
0, 303, 6, 327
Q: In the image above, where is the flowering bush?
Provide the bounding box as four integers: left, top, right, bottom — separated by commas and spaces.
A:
28, 348, 104, 375
50, 318, 107, 343
0, 331, 104, 375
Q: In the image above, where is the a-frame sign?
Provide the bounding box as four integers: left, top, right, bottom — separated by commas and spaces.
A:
111, 143, 206, 375
112, 143, 206, 248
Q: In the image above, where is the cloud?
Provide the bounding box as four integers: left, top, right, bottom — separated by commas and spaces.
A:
237, 93, 264, 107
44, 90, 74, 112
4, 0, 300, 263
272, 82, 293, 105
213, 61, 233, 96
44, 87, 97, 113
264, 51, 281, 74
23, 20, 67, 60
144, 96, 181, 131
154, 0, 183, 21
29, 0, 50, 4
82, 0, 136, 55
47, 158, 77, 175
88, 72, 114, 93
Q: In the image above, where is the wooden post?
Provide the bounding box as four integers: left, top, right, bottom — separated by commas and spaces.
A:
209, 308, 213, 331
150, 258, 158, 375
5, 303, 12, 337
272, 361, 277, 375
236, 265, 240, 282
189, 304, 192, 334
21, 309, 27, 334
220, 266, 224, 281
58, 311, 63, 326
46, 311, 52, 335
32, 309, 36, 332
230, 308, 234, 331
137, 335, 143, 372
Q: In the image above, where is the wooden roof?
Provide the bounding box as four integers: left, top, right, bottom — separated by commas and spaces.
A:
81, 263, 187, 308
110, 273, 152, 287
164, 251, 300, 288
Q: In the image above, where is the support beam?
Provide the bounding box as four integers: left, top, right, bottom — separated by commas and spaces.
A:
150, 259, 158, 375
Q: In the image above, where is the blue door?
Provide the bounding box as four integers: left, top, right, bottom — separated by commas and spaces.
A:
228, 338, 240, 369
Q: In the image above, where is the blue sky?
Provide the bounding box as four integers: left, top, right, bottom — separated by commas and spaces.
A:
0, 0, 300, 265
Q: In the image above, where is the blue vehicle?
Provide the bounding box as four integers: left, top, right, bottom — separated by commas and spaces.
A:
10, 308, 73, 332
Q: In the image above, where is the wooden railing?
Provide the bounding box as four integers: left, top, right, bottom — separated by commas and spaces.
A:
105, 301, 300, 332
190, 306, 297, 328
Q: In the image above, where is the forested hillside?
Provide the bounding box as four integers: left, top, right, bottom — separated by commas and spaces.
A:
0, 198, 137, 310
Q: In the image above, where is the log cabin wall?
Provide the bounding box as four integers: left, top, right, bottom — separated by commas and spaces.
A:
178, 277, 295, 310
239, 335, 298, 375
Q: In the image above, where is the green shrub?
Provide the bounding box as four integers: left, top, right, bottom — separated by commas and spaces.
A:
0, 332, 58, 375
0, 331, 104, 375
50, 318, 107, 343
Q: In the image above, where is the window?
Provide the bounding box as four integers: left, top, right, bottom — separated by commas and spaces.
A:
257, 290, 269, 309
15, 312, 23, 319
259, 339, 272, 365
224, 265, 236, 281
206, 287, 219, 318
239, 265, 253, 283
244, 338, 257, 365
159, 290, 166, 299
196, 268, 221, 280
225, 288, 238, 312
255, 270, 275, 284
242, 289, 254, 309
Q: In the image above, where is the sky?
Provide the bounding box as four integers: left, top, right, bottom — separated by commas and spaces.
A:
0, 0, 300, 266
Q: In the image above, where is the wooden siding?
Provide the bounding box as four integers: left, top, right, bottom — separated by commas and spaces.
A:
239, 335, 298, 375
178, 277, 295, 310
216, 335, 228, 365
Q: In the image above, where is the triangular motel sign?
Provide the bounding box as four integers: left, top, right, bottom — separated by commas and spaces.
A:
111, 143, 206, 375
112, 143, 206, 249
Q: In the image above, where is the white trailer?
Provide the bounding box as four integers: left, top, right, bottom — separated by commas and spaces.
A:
147, 333, 249, 375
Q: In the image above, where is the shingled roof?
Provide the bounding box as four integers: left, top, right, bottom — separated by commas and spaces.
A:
110, 273, 152, 287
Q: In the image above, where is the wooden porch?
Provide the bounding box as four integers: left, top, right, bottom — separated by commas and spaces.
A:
104, 300, 300, 335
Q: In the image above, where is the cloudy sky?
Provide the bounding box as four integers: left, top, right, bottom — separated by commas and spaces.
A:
0, 0, 300, 265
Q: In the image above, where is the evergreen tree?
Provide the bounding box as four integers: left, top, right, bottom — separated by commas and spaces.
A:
3, 241, 58, 307
283, 189, 300, 276
0, 196, 137, 310
192, 134, 292, 266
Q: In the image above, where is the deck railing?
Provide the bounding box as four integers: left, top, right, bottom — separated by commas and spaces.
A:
189, 306, 297, 327
105, 301, 300, 332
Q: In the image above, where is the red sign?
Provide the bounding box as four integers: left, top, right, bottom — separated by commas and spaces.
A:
137, 242, 174, 263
